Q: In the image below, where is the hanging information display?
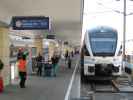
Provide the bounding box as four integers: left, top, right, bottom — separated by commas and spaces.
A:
46, 34, 55, 39
11, 16, 49, 30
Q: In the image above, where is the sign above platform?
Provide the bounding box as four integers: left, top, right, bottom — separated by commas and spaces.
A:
11, 16, 49, 30
46, 34, 56, 39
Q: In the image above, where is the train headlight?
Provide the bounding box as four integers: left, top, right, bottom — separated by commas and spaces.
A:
113, 58, 121, 66
113, 58, 117, 62
90, 58, 95, 62
88, 66, 95, 73
88, 58, 95, 63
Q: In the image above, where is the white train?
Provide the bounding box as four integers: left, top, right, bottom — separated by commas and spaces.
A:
80, 26, 122, 81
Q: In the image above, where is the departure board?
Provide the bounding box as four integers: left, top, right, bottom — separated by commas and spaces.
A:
11, 16, 49, 30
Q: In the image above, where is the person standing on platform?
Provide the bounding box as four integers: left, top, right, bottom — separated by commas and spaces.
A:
71, 51, 74, 57
65, 50, 68, 64
36, 53, 43, 76
51, 54, 59, 77
18, 54, 27, 88
67, 53, 72, 69
17, 48, 24, 61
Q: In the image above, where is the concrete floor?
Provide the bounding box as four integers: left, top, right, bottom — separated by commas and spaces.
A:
3, 55, 133, 100
0, 56, 79, 100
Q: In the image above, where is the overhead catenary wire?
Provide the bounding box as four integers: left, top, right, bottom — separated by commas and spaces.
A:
96, 1, 123, 14
84, 10, 116, 15
96, 1, 133, 16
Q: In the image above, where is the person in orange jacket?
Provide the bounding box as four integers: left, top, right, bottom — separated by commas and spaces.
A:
18, 54, 27, 88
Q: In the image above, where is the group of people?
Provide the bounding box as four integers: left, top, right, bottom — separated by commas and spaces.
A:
16, 48, 74, 88
36, 53, 60, 77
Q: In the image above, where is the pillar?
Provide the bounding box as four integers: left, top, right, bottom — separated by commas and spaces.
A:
34, 38, 43, 56
0, 27, 10, 86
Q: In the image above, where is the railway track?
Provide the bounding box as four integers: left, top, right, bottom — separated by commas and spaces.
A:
89, 80, 119, 93
89, 76, 133, 93
80, 75, 133, 100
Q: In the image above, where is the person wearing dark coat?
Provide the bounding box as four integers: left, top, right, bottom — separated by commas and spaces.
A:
36, 53, 43, 76
17, 48, 24, 60
67, 54, 72, 69
65, 50, 69, 64
51, 55, 59, 76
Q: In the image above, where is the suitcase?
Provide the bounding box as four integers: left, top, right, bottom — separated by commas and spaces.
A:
0, 77, 3, 93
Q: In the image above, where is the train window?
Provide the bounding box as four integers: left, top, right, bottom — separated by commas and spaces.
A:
89, 29, 117, 56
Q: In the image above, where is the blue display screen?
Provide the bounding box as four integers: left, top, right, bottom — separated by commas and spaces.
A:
11, 16, 49, 30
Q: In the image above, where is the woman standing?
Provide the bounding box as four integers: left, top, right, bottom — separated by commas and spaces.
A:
51, 54, 59, 77
18, 54, 27, 88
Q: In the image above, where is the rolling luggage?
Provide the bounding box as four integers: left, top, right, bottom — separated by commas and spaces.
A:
0, 77, 3, 93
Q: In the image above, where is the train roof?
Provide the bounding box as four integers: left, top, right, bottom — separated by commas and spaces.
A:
87, 26, 117, 33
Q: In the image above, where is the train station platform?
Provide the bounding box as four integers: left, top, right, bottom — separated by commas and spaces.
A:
0, 55, 80, 100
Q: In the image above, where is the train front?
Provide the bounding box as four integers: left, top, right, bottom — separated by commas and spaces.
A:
82, 26, 122, 80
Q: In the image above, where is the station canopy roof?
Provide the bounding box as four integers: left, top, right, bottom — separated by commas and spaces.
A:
0, 0, 83, 46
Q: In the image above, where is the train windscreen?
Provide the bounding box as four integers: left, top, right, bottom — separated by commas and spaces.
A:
89, 30, 117, 56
